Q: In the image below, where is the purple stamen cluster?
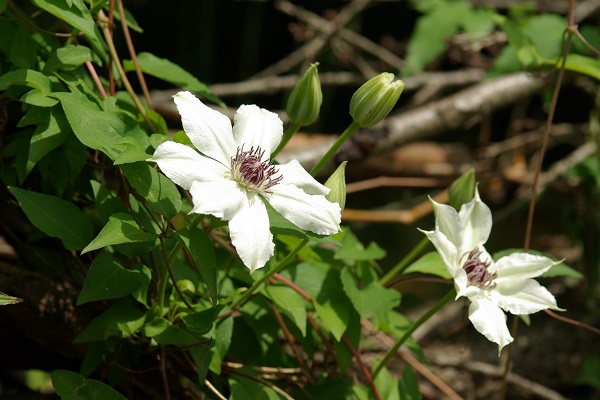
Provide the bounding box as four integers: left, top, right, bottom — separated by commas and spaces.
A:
231, 146, 282, 193
462, 249, 497, 290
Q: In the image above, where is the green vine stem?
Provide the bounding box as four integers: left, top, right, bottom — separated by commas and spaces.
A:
117, 0, 153, 109
379, 236, 429, 286
229, 238, 309, 310
500, 1, 577, 399
97, 10, 157, 132
271, 121, 301, 159
310, 120, 360, 176
372, 288, 456, 378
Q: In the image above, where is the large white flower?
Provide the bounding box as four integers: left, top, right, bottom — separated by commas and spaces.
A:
151, 91, 341, 273
419, 189, 560, 352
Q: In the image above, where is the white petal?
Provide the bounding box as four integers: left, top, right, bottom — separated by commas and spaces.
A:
232, 104, 283, 156
493, 253, 558, 283
229, 198, 274, 273
173, 91, 235, 166
276, 159, 329, 196
458, 188, 492, 252
152, 141, 227, 190
491, 279, 559, 315
419, 228, 460, 276
431, 200, 464, 251
269, 184, 340, 235
189, 180, 247, 220
468, 297, 513, 353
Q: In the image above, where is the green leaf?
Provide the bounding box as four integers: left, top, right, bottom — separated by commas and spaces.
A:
182, 305, 223, 338
0, 0, 7, 14
51, 369, 127, 400
123, 52, 223, 107
229, 375, 281, 400
492, 248, 583, 278
209, 316, 234, 375
264, 285, 307, 336
404, 251, 452, 279
20, 90, 59, 107
403, 1, 485, 76
81, 213, 157, 254
74, 301, 145, 343
9, 25, 37, 69
493, 14, 542, 68
31, 0, 102, 45
340, 267, 401, 319
8, 187, 93, 250
26, 106, 71, 176
373, 365, 400, 400
334, 229, 386, 263
0, 69, 51, 93
399, 364, 421, 400
574, 355, 600, 388
564, 54, 600, 81
448, 168, 475, 210
77, 252, 151, 305
120, 162, 182, 219
143, 318, 199, 346
0, 290, 23, 305
43, 45, 93, 73
54, 92, 132, 160
176, 227, 218, 304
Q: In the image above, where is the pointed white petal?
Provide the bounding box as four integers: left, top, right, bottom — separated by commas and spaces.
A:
173, 91, 235, 165
229, 198, 274, 273
152, 141, 227, 190
419, 228, 460, 276
491, 279, 559, 315
189, 180, 247, 220
493, 253, 558, 283
468, 297, 513, 353
232, 104, 283, 156
269, 184, 340, 235
458, 188, 492, 252
431, 200, 464, 251
276, 159, 329, 196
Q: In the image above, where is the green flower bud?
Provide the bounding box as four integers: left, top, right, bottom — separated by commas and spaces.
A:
286, 62, 322, 126
324, 161, 347, 210
350, 72, 404, 127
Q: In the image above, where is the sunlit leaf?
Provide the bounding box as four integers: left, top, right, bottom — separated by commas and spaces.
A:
81, 213, 157, 254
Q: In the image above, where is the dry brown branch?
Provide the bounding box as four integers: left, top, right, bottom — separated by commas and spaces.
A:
252, 0, 374, 78
435, 359, 566, 400
342, 190, 448, 224
276, 72, 549, 172
361, 319, 463, 400
276, 0, 404, 70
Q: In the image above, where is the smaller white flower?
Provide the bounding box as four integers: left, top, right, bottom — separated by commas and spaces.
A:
419, 188, 561, 353
151, 92, 341, 273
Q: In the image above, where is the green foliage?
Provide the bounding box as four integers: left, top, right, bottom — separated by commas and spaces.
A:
403, 0, 494, 76
51, 369, 127, 400
8, 187, 93, 250
0, 1, 588, 398
0, 290, 23, 305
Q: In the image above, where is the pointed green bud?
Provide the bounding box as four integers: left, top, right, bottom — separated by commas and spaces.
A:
448, 168, 476, 211
286, 62, 322, 126
324, 161, 347, 210
350, 72, 404, 127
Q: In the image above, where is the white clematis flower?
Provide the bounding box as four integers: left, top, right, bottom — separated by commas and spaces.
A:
151, 91, 341, 273
419, 188, 561, 352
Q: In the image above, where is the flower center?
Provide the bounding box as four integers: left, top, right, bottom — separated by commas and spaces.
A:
461, 249, 497, 290
230, 146, 282, 194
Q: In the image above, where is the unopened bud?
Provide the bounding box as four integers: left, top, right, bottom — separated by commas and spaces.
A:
286, 63, 322, 126
324, 161, 347, 210
350, 73, 404, 127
